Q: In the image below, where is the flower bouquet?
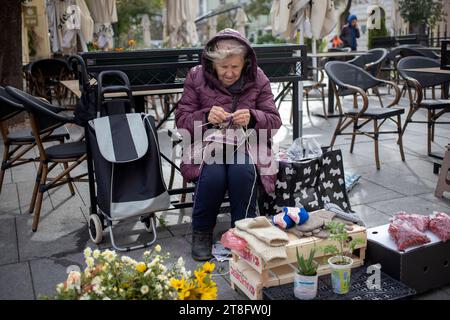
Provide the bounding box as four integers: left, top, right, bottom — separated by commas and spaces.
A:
44, 245, 217, 300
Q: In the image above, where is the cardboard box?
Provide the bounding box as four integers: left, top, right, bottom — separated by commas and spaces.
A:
366, 224, 450, 294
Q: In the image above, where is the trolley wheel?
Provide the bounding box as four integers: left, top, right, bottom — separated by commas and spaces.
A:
89, 214, 103, 244
142, 216, 154, 233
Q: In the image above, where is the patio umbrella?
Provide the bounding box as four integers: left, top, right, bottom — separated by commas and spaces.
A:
86, 0, 118, 49
208, 15, 218, 39
310, 0, 337, 39
166, 0, 199, 47
235, 7, 248, 37
270, 0, 310, 40
141, 14, 152, 47
46, 0, 93, 53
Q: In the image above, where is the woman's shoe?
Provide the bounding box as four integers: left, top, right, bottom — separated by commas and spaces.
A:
192, 230, 213, 261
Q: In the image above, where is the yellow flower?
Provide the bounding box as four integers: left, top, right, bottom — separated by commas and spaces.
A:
170, 277, 186, 290
136, 262, 147, 273
202, 261, 215, 273
194, 270, 206, 283
201, 287, 218, 300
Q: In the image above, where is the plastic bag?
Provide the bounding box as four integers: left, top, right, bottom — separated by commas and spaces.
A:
429, 212, 450, 242
388, 219, 430, 250
392, 212, 429, 232
220, 230, 248, 251
286, 137, 322, 162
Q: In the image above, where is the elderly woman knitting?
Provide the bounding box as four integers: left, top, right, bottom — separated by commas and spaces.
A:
175, 29, 282, 261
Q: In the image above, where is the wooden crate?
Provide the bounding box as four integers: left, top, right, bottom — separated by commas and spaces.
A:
229, 217, 367, 300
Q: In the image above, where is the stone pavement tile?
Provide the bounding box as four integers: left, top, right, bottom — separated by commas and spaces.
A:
349, 179, 404, 206
417, 193, 450, 210
355, 166, 437, 196
366, 196, 450, 217
30, 253, 86, 299
383, 158, 440, 182
351, 204, 393, 228
0, 217, 19, 265
0, 262, 35, 300
16, 181, 52, 215
10, 161, 37, 184
0, 183, 20, 215
16, 206, 90, 261
1, 167, 12, 185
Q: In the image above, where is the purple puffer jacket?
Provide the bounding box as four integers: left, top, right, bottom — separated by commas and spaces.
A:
175, 29, 282, 193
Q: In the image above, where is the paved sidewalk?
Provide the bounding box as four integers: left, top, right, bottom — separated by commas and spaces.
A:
1, 86, 449, 300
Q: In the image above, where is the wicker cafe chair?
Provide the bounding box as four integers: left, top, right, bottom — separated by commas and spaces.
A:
6, 86, 88, 232
0, 86, 70, 194
348, 48, 388, 107
397, 56, 450, 156
30, 58, 73, 105
324, 61, 405, 169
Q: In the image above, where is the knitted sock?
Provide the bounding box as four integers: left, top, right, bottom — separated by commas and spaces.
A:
272, 212, 295, 229
283, 207, 309, 225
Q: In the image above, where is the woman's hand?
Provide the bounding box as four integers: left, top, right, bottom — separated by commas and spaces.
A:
232, 109, 251, 127
208, 106, 230, 124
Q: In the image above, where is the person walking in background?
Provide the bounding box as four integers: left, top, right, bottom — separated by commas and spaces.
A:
340, 14, 360, 51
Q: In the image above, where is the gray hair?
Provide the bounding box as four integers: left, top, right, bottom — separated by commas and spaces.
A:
204, 39, 247, 62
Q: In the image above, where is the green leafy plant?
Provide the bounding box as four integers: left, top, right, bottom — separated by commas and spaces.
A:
296, 248, 319, 276
323, 221, 365, 265
398, 0, 446, 32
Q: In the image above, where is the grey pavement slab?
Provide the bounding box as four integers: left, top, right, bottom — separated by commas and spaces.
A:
16, 208, 90, 261
0, 183, 20, 215
351, 204, 393, 228
30, 253, 86, 299
354, 165, 438, 196
349, 179, 404, 206
414, 288, 450, 300
366, 195, 450, 217
0, 217, 19, 265
0, 262, 35, 300
417, 192, 450, 209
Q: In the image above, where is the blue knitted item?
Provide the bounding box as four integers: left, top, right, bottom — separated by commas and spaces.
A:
283, 207, 310, 225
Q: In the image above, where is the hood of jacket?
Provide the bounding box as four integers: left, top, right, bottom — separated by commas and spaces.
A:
347, 14, 357, 25
201, 28, 258, 91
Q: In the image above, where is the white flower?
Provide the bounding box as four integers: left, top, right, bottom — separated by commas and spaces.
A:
86, 257, 95, 268
144, 269, 152, 277
121, 256, 137, 265
176, 257, 184, 268
148, 257, 159, 268
143, 251, 151, 257
93, 285, 104, 296
140, 285, 149, 295
155, 284, 162, 292
93, 249, 100, 259
102, 297, 111, 300
101, 249, 117, 262
83, 247, 92, 259
92, 276, 102, 286
56, 283, 65, 293
159, 264, 167, 272
154, 245, 161, 253
80, 294, 91, 300
66, 271, 81, 290
157, 274, 167, 281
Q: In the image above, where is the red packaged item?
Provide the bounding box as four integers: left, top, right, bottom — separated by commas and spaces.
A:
392, 212, 429, 232
388, 219, 431, 250
220, 229, 248, 251
429, 212, 450, 242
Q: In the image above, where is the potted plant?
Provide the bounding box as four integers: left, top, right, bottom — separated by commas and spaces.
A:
294, 248, 319, 300
323, 221, 364, 295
